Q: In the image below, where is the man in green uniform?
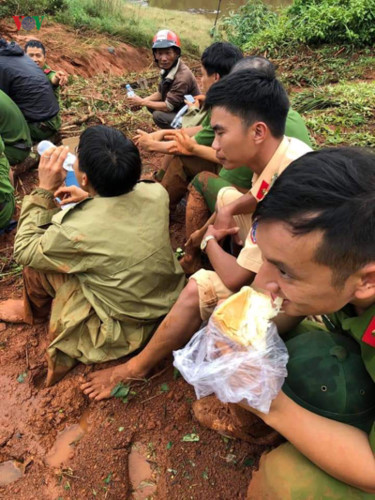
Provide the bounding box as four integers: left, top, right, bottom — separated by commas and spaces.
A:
0, 135, 15, 230
25, 40, 66, 138
0, 125, 185, 386
0, 38, 60, 143
241, 147, 375, 498
0, 90, 32, 165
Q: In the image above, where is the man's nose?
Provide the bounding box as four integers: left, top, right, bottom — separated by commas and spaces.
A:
253, 262, 280, 294
212, 136, 219, 151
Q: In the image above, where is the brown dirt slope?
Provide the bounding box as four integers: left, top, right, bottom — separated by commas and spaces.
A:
1, 20, 153, 77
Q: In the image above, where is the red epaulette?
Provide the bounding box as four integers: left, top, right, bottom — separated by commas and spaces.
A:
44, 68, 52, 75
256, 180, 270, 201
362, 316, 375, 347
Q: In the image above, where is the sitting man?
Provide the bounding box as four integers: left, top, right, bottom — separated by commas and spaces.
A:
0, 135, 15, 231
0, 89, 32, 166
0, 125, 185, 386
181, 55, 313, 273
135, 41, 244, 210
0, 38, 60, 141
127, 30, 199, 129
25, 39, 68, 102
241, 147, 375, 498
80, 70, 310, 400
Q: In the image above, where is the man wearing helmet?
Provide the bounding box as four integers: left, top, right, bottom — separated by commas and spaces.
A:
127, 30, 199, 129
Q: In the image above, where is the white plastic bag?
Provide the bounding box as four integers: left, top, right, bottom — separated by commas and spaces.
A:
173, 320, 288, 414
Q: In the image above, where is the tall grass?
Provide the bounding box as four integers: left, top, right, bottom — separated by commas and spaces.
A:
55, 0, 213, 55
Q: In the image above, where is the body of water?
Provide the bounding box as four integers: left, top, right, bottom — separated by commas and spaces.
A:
133, 0, 290, 17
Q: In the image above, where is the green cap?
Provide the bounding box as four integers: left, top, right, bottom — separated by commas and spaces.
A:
283, 330, 375, 432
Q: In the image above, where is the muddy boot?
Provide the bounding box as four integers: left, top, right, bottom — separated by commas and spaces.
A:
11, 152, 39, 177
161, 156, 189, 212
193, 395, 282, 446
180, 186, 211, 274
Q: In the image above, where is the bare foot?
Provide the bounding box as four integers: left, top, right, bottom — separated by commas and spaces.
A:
0, 299, 26, 323
80, 358, 147, 401
179, 253, 202, 276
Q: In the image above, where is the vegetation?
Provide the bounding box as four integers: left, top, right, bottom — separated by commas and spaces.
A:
221, 0, 375, 55
292, 81, 375, 148
1, 0, 212, 55
56, 0, 212, 55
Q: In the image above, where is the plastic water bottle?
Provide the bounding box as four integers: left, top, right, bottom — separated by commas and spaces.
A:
125, 84, 136, 98
171, 104, 189, 129
37, 140, 76, 171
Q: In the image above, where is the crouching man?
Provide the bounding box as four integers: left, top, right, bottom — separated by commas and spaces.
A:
0, 125, 185, 386
244, 148, 375, 497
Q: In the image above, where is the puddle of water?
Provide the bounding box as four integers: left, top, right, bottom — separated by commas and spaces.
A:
45, 410, 90, 468
0, 461, 24, 486
128, 443, 157, 500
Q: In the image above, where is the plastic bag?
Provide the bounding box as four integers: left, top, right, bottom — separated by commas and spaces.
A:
173, 320, 288, 414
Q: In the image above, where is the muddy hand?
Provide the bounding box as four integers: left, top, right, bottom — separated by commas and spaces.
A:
133, 129, 148, 147
164, 130, 196, 156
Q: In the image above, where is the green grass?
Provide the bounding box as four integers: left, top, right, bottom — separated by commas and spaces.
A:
56, 0, 213, 55
291, 81, 375, 147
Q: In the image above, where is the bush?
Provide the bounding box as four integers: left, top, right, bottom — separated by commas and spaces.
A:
0, 0, 67, 17
221, 0, 277, 48
221, 0, 375, 54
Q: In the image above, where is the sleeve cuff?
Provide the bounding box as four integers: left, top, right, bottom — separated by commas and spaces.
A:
165, 99, 175, 111
30, 188, 57, 209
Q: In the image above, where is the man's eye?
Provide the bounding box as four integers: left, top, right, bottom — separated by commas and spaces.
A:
279, 268, 291, 279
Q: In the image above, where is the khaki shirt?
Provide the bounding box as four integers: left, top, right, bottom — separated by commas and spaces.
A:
237, 136, 312, 272
14, 182, 185, 366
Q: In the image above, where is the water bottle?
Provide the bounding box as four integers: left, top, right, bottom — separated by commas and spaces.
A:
171, 104, 189, 129
37, 140, 76, 172
125, 84, 135, 98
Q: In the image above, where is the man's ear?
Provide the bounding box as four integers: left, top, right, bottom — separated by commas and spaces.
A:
80, 173, 89, 188
214, 72, 220, 82
354, 263, 375, 300
250, 122, 268, 144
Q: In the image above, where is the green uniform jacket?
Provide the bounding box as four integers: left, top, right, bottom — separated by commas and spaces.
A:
14, 182, 185, 367
0, 90, 32, 150
0, 135, 15, 228
43, 64, 60, 101
327, 304, 375, 452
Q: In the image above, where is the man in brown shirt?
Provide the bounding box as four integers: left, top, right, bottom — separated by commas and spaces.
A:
127, 30, 199, 128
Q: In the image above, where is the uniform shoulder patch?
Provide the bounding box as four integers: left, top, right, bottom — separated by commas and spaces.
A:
362, 316, 375, 348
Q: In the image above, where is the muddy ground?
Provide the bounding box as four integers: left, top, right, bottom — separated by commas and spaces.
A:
0, 20, 277, 500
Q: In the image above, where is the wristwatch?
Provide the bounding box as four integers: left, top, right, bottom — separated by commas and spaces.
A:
200, 234, 216, 253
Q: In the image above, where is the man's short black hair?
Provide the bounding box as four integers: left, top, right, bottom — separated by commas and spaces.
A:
77, 125, 142, 197
25, 40, 46, 55
201, 42, 243, 78
231, 55, 275, 78
253, 148, 375, 287
205, 69, 289, 138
